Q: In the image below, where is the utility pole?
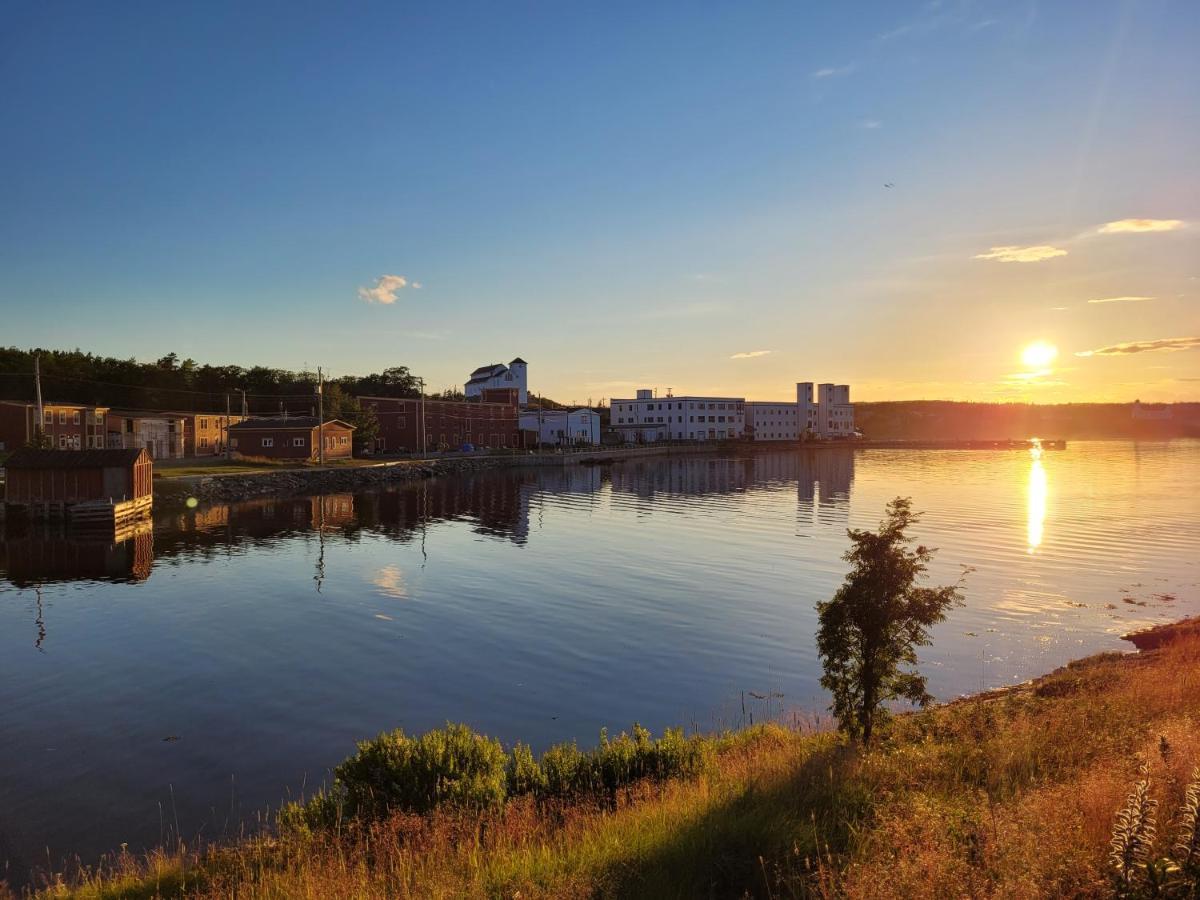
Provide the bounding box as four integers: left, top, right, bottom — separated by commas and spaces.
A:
34, 353, 44, 447
224, 393, 232, 461
317, 366, 325, 466
241, 389, 248, 418
417, 377, 425, 456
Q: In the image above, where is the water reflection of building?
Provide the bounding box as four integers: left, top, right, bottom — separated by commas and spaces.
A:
0, 520, 154, 586
607, 457, 752, 498
747, 449, 855, 526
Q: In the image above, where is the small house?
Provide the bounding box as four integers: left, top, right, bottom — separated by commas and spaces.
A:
227, 417, 355, 461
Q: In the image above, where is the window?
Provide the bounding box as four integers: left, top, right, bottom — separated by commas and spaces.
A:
398, 416, 406, 428
72, 411, 80, 424
262, 437, 274, 447
44, 410, 52, 425
199, 418, 208, 429
59, 411, 67, 424
293, 437, 306, 447
58, 434, 67, 448
200, 437, 209, 448
95, 411, 105, 424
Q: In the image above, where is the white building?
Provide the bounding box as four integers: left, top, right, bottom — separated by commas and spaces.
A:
745, 382, 854, 441
465, 357, 528, 405
610, 389, 745, 442
746, 383, 819, 442
519, 408, 601, 446
817, 383, 854, 437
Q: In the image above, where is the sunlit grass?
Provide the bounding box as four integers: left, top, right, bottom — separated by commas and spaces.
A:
19, 634, 1200, 899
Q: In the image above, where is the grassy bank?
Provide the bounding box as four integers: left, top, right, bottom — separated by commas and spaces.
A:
17, 633, 1200, 899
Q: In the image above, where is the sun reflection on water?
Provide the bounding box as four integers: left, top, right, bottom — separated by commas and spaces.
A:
1027, 438, 1047, 552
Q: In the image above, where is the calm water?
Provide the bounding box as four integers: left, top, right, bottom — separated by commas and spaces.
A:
1, 442, 1198, 880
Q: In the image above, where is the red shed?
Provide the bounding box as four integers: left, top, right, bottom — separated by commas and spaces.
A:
3, 448, 153, 511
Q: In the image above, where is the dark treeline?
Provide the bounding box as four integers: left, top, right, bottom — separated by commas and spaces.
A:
856, 400, 1200, 440
0, 347, 421, 417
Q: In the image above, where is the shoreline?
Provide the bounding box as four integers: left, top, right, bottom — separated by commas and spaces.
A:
10, 620, 1198, 898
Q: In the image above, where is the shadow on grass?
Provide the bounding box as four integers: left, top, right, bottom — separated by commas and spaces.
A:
600, 742, 870, 899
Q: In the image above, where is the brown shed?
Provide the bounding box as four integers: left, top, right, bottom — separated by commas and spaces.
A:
2, 448, 153, 507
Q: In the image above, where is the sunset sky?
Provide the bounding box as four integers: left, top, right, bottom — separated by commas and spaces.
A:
2, 1, 1197, 403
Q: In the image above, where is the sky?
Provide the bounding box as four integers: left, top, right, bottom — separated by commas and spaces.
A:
1, 0, 1197, 404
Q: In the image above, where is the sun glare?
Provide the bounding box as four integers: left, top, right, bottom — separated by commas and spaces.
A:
1021, 341, 1058, 368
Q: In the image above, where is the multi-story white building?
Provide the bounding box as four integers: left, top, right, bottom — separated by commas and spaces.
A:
746, 383, 819, 441
817, 383, 854, 437
610, 389, 745, 442
465, 357, 528, 405
745, 382, 854, 441
519, 408, 601, 446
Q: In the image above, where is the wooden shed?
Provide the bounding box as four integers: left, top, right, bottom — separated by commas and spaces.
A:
2, 448, 153, 521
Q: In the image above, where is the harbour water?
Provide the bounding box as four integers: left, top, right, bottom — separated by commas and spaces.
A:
1, 441, 1197, 880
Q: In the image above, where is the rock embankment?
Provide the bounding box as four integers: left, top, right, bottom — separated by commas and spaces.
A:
155, 458, 508, 508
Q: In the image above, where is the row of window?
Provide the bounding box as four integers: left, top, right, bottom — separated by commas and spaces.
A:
616, 415, 734, 425
615, 401, 744, 413
44, 410, 100, 425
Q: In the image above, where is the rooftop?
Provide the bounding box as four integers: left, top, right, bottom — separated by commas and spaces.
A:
228, 417, 355, 431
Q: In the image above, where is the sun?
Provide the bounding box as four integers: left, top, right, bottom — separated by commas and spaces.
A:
1021, 341, 1058, 368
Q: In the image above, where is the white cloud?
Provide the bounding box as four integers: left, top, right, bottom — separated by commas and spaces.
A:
411, 281, 423, 289
859, 119, 882, 129
730, 350, 773, 360
973, 245, 1068, 263
812, 64, 855, 79
1098, 219, 1185, 234
358, 274, 412, 304
1076, 336, 1200, 357
1087, 296, 1154, 305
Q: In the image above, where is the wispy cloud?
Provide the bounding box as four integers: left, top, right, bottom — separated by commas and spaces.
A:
812, 64, 855, 79
358, 274, 413, 304
1076, 336, 1200, 357
1098, 219, 1185, 234
877, 23, 914, 41
973, 245, 1068, 263
859, 118, 882, 129
730, 350, 773, 360
1088, 296, 1154, 305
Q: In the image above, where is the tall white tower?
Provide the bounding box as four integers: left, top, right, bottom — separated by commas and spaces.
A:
796, 382, 816, 436
508, 358, 528, 405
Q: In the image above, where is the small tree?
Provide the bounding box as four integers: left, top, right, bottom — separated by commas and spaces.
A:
817, 497, 965, 746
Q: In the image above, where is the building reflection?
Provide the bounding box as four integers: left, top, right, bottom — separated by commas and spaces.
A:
0, 451, 858, 588
0, 520, 154, 587
607, 457, 752, 498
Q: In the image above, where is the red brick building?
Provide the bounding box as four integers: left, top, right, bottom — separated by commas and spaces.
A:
227, 417, 354, 461
362, 396, 520, 453
0, 401, 110, 452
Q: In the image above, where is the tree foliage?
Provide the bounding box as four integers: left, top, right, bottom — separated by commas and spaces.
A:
0, 346, 420, 415
817, 497, 965, 745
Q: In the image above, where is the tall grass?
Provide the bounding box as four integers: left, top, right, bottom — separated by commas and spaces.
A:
17, 633, 1200, 899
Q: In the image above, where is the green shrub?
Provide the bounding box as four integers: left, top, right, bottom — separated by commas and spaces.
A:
506, 742, 547, 796
540, 740, 588, 798
280, 721, 711, 831
333, 723, 508, 821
